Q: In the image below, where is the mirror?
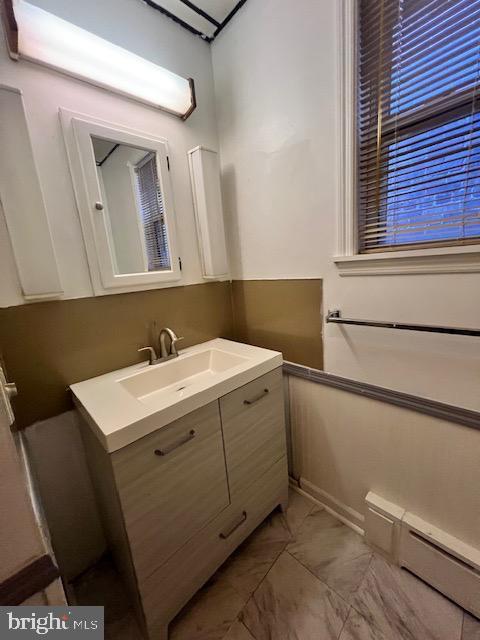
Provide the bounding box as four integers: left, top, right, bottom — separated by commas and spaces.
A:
92, 137, 171, 275
61, 110, 181, 294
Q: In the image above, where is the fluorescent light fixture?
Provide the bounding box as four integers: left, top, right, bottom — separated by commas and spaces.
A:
4, 0, 196, 118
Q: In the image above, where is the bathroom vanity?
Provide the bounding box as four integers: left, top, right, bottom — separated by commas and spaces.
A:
71, 338, 288, 640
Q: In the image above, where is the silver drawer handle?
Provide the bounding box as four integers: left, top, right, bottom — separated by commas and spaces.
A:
154, 429, 196, 457
243, 388, 269, 405
219, 511, 247, 539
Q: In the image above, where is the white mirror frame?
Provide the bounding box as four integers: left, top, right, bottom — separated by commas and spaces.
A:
60, 108, 181, 295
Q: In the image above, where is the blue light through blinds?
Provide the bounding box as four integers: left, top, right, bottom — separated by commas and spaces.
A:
358, 0, 480, 251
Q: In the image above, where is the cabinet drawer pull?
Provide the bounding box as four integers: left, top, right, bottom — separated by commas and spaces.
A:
243, 388, 269, 405
154, 429, 196, 457
219, 511, 247, 539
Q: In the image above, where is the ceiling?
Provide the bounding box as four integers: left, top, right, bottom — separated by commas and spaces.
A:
142, 0, 247, 41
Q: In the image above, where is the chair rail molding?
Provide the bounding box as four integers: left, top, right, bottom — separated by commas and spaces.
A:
283, 362, 480, 432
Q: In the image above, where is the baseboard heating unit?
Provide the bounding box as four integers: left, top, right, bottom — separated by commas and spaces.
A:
365, 492, 480, 618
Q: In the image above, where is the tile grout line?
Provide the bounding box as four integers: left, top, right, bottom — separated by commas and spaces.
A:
219, 500, 305, 640
336, 603, 355, 640
234, 540, 291, 640
284, 549, 353, 608
283, 532, 374, 608
221, 496, 344, 640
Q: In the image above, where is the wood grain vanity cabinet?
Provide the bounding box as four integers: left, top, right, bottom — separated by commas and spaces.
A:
81, 367, 288, 640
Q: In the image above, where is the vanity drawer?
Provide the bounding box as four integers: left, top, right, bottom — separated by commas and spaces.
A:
220, 367, 286, 496
112, 401, 230, 581
141, 455, 288, 635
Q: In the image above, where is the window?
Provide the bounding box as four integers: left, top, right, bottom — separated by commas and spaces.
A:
358, 0, 480, 253
134, 153, 171, 272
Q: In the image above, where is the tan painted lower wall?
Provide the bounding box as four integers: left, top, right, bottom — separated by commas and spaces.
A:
289, 375, 480, 549
231, 279, 323, 370
0, 278, 324, 580
0, 282, 234, 428
0, 278, 323, 428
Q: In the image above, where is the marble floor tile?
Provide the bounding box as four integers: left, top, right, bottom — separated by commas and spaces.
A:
287, 508, 372, 601
223, 620, 256, 640
218, 529, 287, 600
463, 613, 480, 640
339, 607, 394, 640
283, 488, 315, 537
349, 554, 464, 640
170, 573, 245, 640
71, 556, 143, 640
218, 497, 300, 599
241, 551, 350, 640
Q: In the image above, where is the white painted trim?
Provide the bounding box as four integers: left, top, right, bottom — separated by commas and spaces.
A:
335, 0, 357, 258
187, 145, 229, 279
292, 478, 365, 536
60, 108, 181, 295
187, 145, 219, 155
334, 0, 480, 276
127, 161, 149, 272
0, 86, 63, 301
334, 245, 480, 276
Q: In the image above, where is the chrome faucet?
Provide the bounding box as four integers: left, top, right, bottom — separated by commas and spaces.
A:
138, 327, 183, 365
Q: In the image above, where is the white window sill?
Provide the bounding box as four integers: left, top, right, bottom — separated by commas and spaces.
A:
334, 245, 480, 276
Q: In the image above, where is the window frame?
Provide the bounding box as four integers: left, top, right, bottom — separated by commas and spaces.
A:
334, 0, 480, 276
60, 109, 181, 295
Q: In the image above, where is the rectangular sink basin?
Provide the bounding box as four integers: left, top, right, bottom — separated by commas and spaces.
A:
119, 348, 249, 403
70, 338, 282, 452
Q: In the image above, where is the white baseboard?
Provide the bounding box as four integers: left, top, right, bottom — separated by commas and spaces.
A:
290, 477, 364, 536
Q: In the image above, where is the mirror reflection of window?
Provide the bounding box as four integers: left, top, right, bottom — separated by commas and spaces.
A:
92, 137, 171, 274
133, 153, 170, 272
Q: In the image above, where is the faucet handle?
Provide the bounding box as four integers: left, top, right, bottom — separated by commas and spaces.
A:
138, 346, 158, 365
170, 335, 184, 357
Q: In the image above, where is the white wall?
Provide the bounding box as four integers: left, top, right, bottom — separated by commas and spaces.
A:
212, 0, 480, 547
98, 146, 147, 274
0, 0, 222, 579
289, 376, 480, 549
0, 0, 218, 307
212, 0, 480, 412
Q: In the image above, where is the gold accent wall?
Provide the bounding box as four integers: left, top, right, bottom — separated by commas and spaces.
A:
231, 279, 323, 370
0, 279, 323, 428
0, 282, 234, 428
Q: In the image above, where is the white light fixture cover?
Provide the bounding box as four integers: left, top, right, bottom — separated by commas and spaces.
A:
7, 0, 195, 118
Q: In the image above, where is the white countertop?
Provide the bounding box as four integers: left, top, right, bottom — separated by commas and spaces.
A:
71, 338, 283, 452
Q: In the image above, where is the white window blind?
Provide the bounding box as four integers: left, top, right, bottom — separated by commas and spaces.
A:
358, 0, 480, 252
134, 153, 171, 271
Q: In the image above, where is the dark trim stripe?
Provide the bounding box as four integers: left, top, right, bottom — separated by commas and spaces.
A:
283, 362, 480, 432
213, 0, 247, 38
96, 143, 119, 167
142, 0, 247, 41
178, 0, 220, 27
141, 0, 213, 41
0, 555, 60, 605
